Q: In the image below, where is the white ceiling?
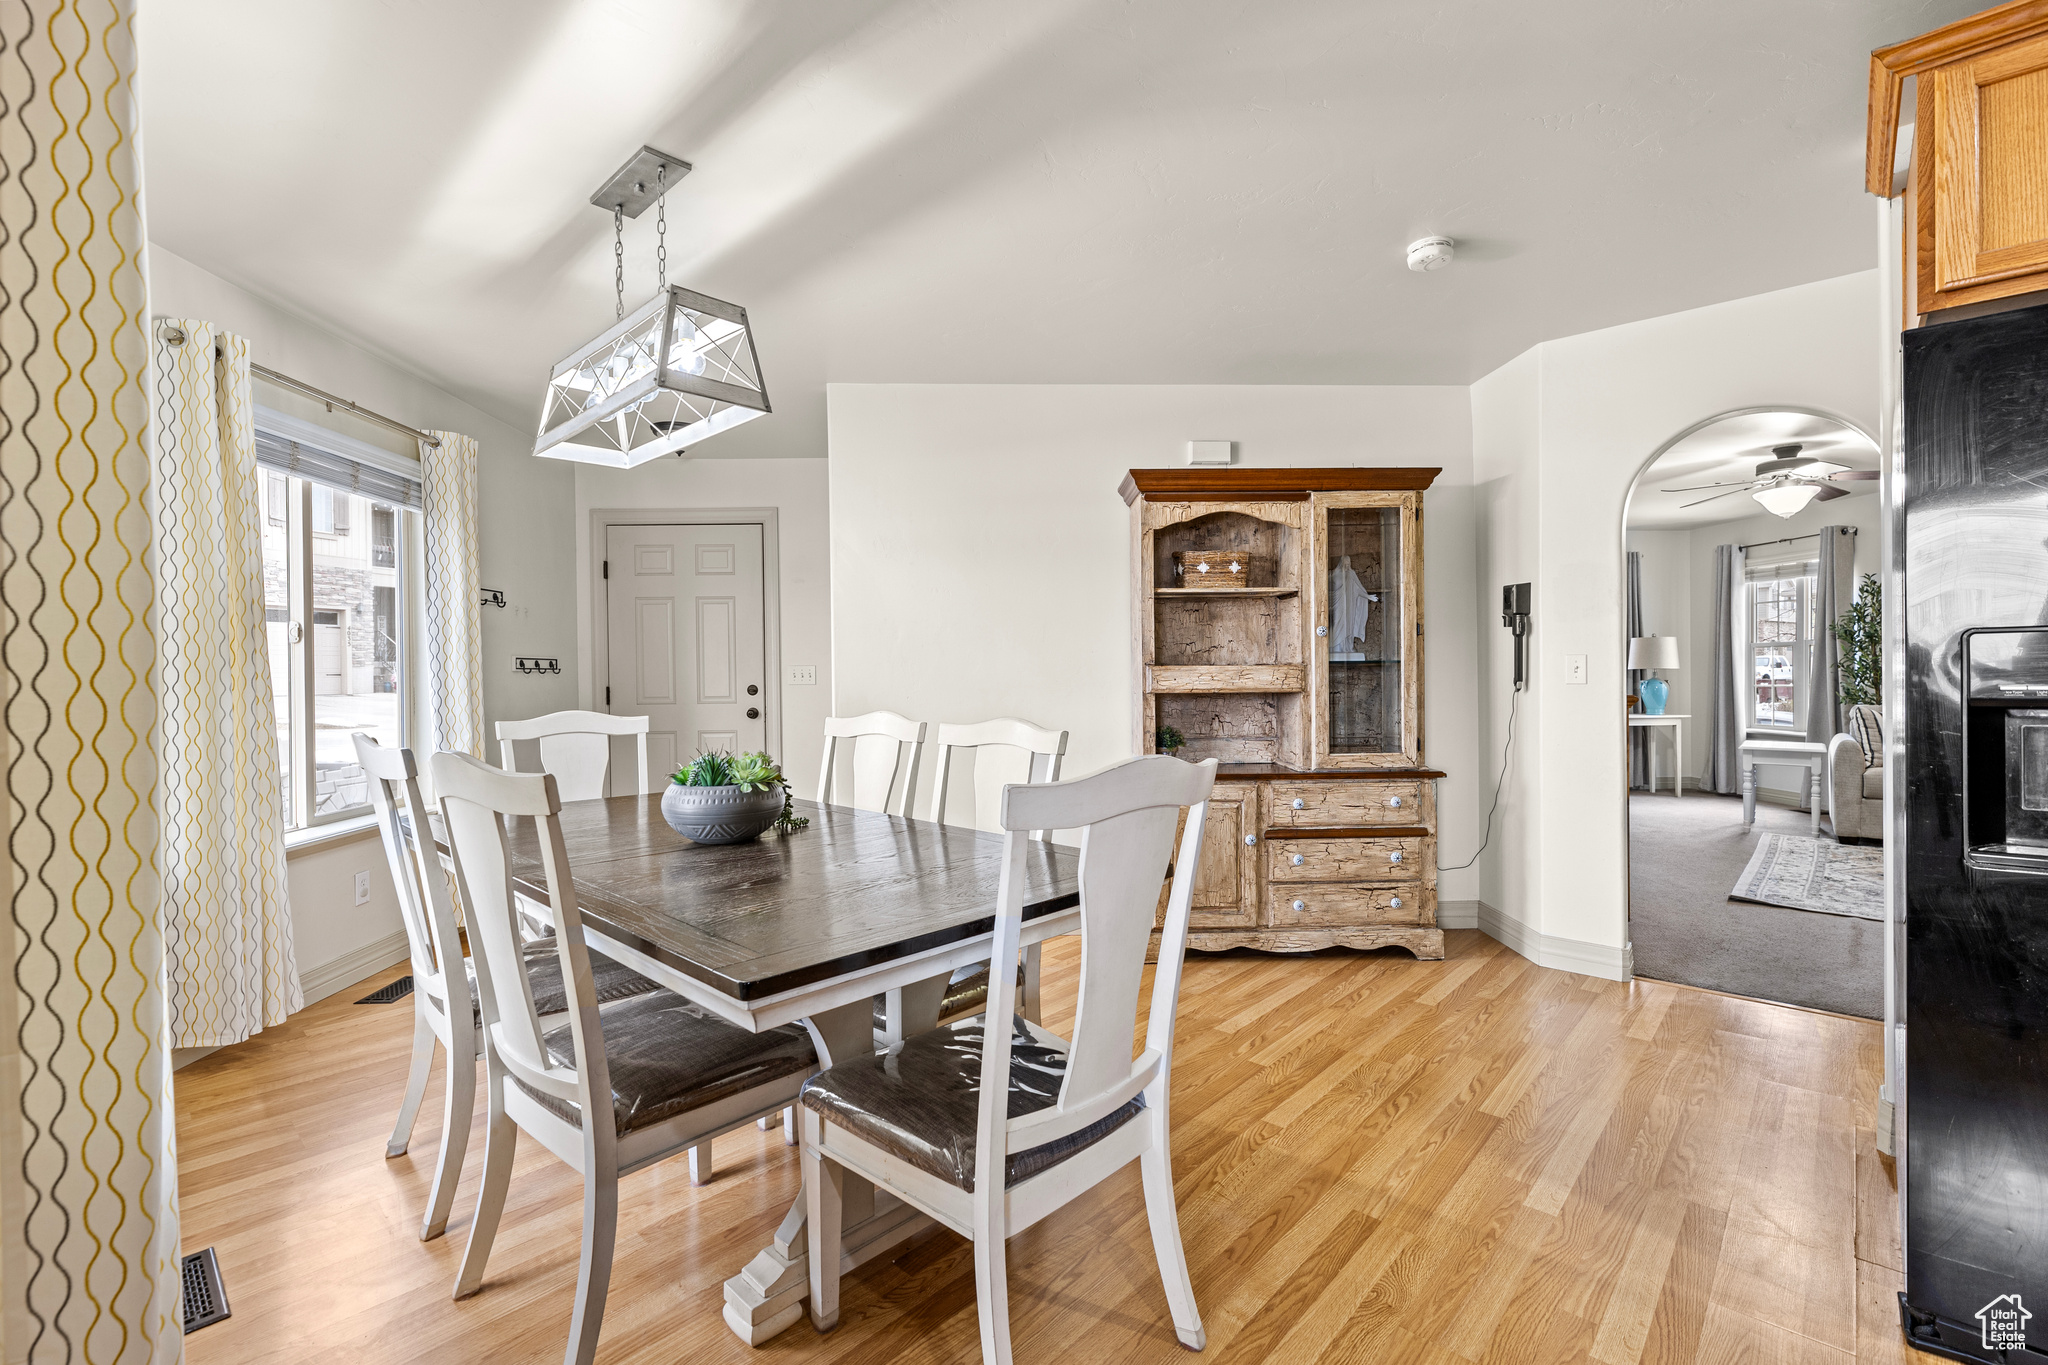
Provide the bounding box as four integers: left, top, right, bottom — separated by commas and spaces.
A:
138, 0, 1980, 460
1624, 409, 1879, 530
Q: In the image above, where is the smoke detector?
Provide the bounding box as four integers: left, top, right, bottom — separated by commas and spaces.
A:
1406, 236, 1455, 272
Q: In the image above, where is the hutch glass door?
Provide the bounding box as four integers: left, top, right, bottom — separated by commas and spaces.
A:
1315, 493, 1419, 768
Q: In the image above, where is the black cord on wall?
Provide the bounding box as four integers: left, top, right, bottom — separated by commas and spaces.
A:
1442, 687, 1519, 872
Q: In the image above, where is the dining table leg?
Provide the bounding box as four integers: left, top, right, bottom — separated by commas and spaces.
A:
721, 972, 953, 1345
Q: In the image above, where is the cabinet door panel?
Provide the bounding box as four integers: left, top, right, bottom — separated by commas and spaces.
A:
1933, 31, 2048, 297
1309, 491, 1424, 769
1158, 785, 1259, 929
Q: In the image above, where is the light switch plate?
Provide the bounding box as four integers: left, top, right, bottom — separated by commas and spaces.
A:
354, 870, 372, 905
1566, 654, 1588, 685
1187, 439, 1234, 466
787, 664, 817, 686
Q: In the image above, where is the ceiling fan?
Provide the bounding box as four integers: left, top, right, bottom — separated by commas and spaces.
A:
1660, 444, 1879, 519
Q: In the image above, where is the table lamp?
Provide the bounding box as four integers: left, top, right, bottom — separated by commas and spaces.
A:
1628, 635, 1680, 715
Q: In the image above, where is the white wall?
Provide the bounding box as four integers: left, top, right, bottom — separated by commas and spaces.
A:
147, 245, 579, 1000
825, 384, 1483, 905
573, 458, 833, 788
1472, 270, 1882, 977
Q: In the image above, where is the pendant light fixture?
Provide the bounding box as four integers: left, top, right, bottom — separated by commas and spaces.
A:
1752, 479, 1823, 518
533, 147, 770, 468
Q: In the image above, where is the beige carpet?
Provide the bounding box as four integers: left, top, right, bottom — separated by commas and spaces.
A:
1629, 791, 1882, 1019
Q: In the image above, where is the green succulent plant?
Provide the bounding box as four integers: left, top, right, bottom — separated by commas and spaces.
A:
671, 749, 809, 833
1155, 725, 1186, 754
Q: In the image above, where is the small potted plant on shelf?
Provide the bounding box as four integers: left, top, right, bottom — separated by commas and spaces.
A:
1155, 725, 1186, 757
661, 750, 809, 844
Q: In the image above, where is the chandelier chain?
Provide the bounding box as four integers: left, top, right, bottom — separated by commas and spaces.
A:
613, 205, 624, 320
656, 164, 668, 292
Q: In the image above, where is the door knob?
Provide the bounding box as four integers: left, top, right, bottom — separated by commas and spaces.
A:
1291, 853, 1304, 866
747, 683, 759, 696
745, 707, 760, 720
1316, 626, 1329, 637
1242, 834, 1257, 846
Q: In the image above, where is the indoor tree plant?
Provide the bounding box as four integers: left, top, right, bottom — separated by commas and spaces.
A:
1833, 572, 1882, 708
661, 750, 808, 844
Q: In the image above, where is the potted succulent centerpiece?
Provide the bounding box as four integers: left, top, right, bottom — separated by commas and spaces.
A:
660, 750, 809, 845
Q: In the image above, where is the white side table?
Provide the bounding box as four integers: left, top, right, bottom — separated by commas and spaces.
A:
1738, 738, 1828, 836
1628, 714, 1688, 797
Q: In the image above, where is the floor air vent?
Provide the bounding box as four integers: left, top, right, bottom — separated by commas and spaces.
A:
181, 1247, 230, 1333
356, 975, 414, 1005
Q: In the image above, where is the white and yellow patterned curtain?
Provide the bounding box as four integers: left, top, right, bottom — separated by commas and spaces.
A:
151, 318, 302, 1047
1, 1, 184, 1358
422, 431, 483, 758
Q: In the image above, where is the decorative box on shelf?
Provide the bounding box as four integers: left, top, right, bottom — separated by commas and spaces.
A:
1121, 466, 1446, 960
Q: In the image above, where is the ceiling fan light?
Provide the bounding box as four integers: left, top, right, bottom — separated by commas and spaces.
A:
1753, 482, 1821, 518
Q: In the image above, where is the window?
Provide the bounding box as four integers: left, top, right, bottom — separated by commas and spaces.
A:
1748, 567, 1815, 732
263, 476, 413, 828
266, 471, 286, 526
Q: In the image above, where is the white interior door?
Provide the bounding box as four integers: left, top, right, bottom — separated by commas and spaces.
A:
604, 523, 767, 792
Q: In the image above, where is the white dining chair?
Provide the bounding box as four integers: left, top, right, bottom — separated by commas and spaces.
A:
911, 717, 1071, 1031
357, 735, 665, 1240
432, 750, 819, 1365
497, 710, 651, 802
800, 754, 1219, 1363
816, 710, 927, 818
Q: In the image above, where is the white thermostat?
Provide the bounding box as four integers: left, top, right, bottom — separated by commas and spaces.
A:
1187, 440, 1235, 466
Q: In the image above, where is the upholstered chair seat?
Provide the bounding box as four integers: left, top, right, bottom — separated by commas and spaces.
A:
464, 937, 661, 1025
801, 1014, 1142, 1191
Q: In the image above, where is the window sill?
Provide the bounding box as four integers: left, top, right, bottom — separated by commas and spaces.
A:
284, 813, 380, 859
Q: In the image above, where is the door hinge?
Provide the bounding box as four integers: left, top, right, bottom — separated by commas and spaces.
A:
605, 686, 610, 705
602, 560, 609, 580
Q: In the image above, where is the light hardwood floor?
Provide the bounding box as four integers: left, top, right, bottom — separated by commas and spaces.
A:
174, 931, 1934, 1364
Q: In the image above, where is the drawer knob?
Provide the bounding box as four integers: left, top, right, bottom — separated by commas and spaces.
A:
1389, 795, 1403, 808
1291, 853, 1305, 866
1292, 899, 1306, 912
1316, 625, 1329, 637
1390, 851, 1403, 863
1243, 834, 1257, 846
1291, 798, 1305, 810
1390, 896, 1403, 909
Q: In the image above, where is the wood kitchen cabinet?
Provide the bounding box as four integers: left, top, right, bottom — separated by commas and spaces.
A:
1127, 467, 1445, 960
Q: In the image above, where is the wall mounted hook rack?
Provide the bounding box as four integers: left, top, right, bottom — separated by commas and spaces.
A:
513, 656, 561, 676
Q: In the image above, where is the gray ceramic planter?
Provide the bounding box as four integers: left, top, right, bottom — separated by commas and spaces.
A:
660, 782, 785, 844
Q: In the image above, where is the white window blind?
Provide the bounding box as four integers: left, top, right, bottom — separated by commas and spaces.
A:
252, 405, 422, 509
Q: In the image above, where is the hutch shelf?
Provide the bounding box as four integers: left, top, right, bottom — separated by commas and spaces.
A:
1123, 466, 1445, 960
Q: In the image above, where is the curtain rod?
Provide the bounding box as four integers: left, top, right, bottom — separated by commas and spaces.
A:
156, 324, 441, 449
1739, 527, 1855, 553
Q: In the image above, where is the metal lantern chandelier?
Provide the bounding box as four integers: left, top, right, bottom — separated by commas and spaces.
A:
533, 147, 770, 468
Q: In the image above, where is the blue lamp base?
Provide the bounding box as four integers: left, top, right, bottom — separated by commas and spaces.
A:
1638, 676, 1669, 716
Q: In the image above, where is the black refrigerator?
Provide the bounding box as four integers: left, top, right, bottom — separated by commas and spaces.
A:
1901, 302, 2048, 1363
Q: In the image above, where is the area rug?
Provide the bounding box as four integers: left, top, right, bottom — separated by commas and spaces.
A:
1730, 834, 1883, 919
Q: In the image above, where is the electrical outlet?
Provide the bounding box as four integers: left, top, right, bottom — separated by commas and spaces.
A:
1565, 653, 1588, 685
787, 664, 817, 686
354, 870, 372, 905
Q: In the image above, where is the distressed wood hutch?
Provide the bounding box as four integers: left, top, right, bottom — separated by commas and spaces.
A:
1127, 467, 1445, 960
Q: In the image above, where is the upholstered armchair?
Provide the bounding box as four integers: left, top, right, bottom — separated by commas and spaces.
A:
1828, 704, 1885, 843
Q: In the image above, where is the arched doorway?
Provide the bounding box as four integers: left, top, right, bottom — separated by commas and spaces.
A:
1621, 408, 1883, 1018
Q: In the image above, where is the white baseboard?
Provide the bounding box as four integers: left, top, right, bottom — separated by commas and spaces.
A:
1438, 899, 1479, 930
1476, 900, 1630, 982
297, 928, 411, 1006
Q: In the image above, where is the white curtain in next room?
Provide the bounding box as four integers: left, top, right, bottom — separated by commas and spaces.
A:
421, 430, 484, 758
151, 317, 303, 1046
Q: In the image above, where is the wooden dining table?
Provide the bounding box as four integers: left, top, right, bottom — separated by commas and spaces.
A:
489, 792, 1082, 1345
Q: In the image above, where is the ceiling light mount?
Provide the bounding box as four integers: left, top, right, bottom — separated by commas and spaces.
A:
590, 145, 693, 219
1407, 236, 1456, 272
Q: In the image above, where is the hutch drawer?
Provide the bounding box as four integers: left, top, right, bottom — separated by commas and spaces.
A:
1265, 835, 1426, 883
1267, 884, 1428, 928
1265, 780, 1422, 827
